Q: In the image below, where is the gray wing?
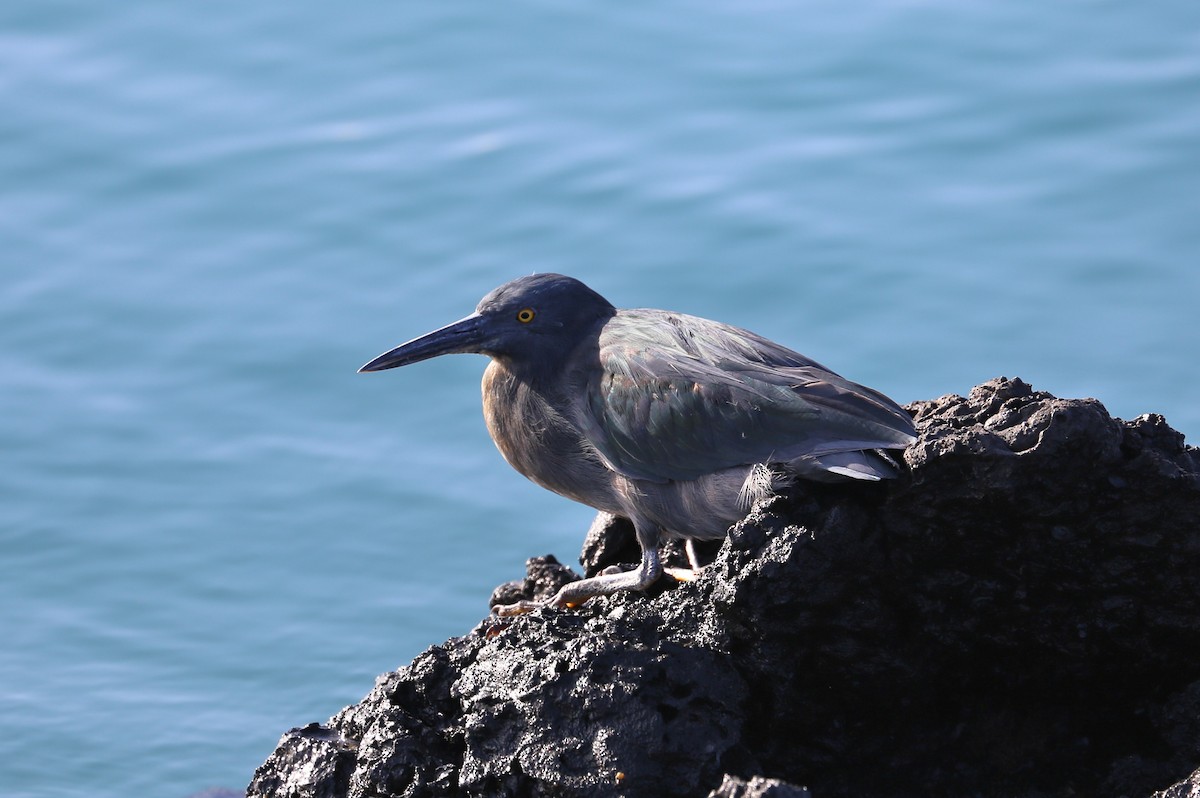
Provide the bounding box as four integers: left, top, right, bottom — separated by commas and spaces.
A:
578, 310, 916, 483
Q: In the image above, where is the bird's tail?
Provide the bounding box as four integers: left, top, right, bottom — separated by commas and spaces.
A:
792, 449, 905, 482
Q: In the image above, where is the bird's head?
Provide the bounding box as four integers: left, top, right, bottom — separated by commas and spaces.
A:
359, 274, 616, 376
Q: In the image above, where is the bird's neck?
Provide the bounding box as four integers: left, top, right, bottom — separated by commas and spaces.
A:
488, 355, 570, 406
490, 330, 601, 404
481, 359, 599, 500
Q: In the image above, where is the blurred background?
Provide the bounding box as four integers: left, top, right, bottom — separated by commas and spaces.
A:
3, 2, 1198, 795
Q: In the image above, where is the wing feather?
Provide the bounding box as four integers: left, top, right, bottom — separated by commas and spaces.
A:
578, 310, 916, 483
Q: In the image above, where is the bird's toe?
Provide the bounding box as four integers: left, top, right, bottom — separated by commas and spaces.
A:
491, 599, 546, 617
663, 566, 700, 582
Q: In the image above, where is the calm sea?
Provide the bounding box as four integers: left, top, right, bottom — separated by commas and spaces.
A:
3, 2, 1198, 795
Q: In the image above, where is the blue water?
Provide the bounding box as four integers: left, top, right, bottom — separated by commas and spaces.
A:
3, 2, 1198, 796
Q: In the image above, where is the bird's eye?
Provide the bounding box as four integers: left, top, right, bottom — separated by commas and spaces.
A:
516, 308, 536, 324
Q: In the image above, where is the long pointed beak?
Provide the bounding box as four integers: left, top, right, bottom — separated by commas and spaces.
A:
358, 313, 487, 372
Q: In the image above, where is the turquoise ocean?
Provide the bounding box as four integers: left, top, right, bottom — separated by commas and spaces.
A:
3, 3, 1198, 796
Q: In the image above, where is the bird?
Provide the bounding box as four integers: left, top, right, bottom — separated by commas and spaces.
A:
360, 274, 916, 615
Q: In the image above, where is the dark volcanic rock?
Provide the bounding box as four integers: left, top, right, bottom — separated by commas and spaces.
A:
248, 378, 1200, 798
487, 554, 581, 608
707, 775, 813, 797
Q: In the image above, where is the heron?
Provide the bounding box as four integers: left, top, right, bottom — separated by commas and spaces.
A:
360, 274, 916, 615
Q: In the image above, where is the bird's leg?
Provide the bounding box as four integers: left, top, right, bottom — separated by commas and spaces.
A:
492, 535, 664, 616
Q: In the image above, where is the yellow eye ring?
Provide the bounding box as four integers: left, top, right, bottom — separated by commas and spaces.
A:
516, 308, 535, 323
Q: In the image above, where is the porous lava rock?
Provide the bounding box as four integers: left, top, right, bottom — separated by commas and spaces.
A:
248, 378, 1200, 798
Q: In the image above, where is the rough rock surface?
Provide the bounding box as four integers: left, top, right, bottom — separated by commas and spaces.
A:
248, 378, 1200, 798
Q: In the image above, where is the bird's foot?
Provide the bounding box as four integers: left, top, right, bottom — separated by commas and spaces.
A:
490, 547, 663, 616
492, 598, 551, 617
663, 566, 700, 582
661, 539, 708, 581
491, 595, 589, 617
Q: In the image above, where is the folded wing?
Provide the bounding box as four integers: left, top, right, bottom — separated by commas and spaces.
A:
578, 310, 916, 483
